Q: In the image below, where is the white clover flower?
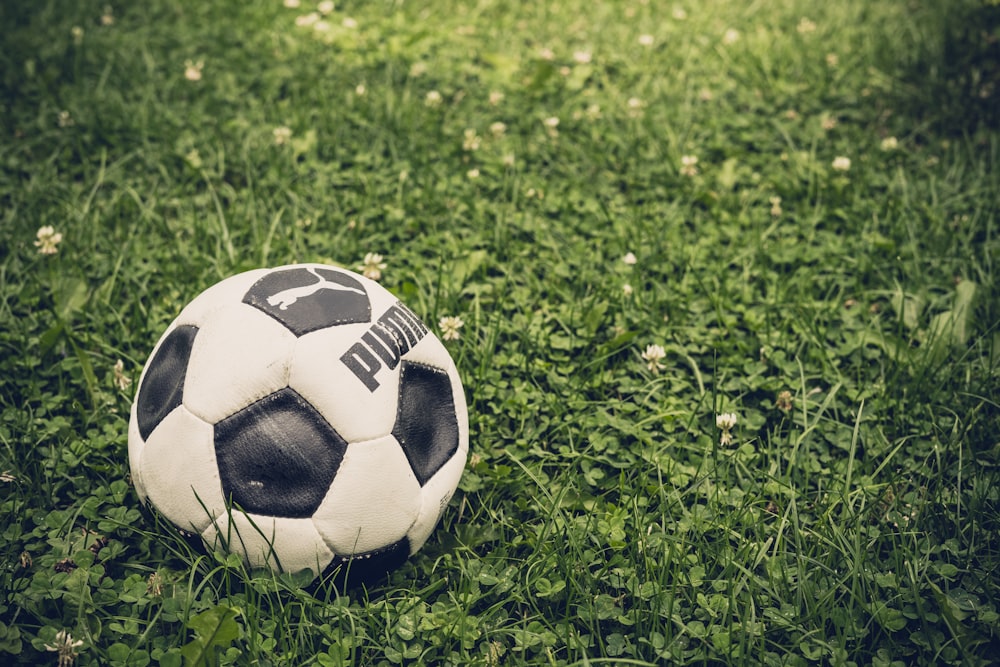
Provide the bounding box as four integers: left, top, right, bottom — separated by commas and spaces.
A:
825, 53, 839, 68
34, 226, 63, 255
489, 121, 507, 137
622, 283, 634, 296
439, 315, 465, 341
71, 26, 84, 44
467, 168, 480, 179
716, 412, 738, 430
113, 359, 131, 391
502, 153, 516, 168
57, 110, 74, 128
45, 630, 84, 667
543, 116, 560, 137
462, 128, 481, 151
797, 17, 817, 34
317, 0, 334, 15
672, 7, 687, 20
881, 136, 899, 151
425, 90, 443, 107
641, 344, 666, 373
295, 12, 319, 26
283, 0, 301, 7
183, 59, 204, 81
354, 83, 366, 96
769, 196, 783, 217
489, 90, 505, 106
272, 126, 292, 145
538, 47, 555, 61
638, 34, 654, 46
358, 252, 386, 281
626, 97, 645, 118
680, 154, 699, 177
722, 29, 740, 45
573, 50, 592, 64
342, 17, 358, 28
622, 251, 637, 265
314, 19, 331, 32
716, 412, 738, 445
832, 156, 851, 171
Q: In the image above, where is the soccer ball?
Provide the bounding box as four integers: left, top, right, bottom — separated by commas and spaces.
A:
127, 263, 468, 583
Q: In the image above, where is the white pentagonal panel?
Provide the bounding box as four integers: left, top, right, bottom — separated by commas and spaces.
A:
202, 513, 334, 576
290, 321, 400, 443
407, 450, 467, 553
139, 405, 225, 534
312, 435, 421, 555
183, 304, 295, 424
174, 269, 270, 328
398, 329, 453, 373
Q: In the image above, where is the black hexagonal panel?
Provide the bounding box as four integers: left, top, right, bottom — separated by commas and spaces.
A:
321, 536, 410, 588
392, 361, 460, 486
215, 388, 347, 518
242, 267, 371, 337
136, 325, 199, 441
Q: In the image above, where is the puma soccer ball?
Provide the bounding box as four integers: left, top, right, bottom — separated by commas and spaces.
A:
127, 263, 468, 583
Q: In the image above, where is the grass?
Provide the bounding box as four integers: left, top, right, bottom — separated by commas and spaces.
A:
1, 0, 998, 664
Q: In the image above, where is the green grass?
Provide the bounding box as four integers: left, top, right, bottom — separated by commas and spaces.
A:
2, 0, 999, 665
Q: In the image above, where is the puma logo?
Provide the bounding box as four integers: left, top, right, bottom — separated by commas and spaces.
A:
266, 267, 367, 310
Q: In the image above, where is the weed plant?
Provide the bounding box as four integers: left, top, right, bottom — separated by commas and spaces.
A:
1, 0, 998, 665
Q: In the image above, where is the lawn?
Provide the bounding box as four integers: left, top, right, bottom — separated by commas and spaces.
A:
1, 0, 998, 665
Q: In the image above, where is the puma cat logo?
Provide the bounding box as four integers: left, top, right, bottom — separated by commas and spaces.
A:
266, 267, 367, 310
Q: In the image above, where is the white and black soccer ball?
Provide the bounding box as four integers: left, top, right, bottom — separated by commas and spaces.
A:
127, 263, 468, 583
